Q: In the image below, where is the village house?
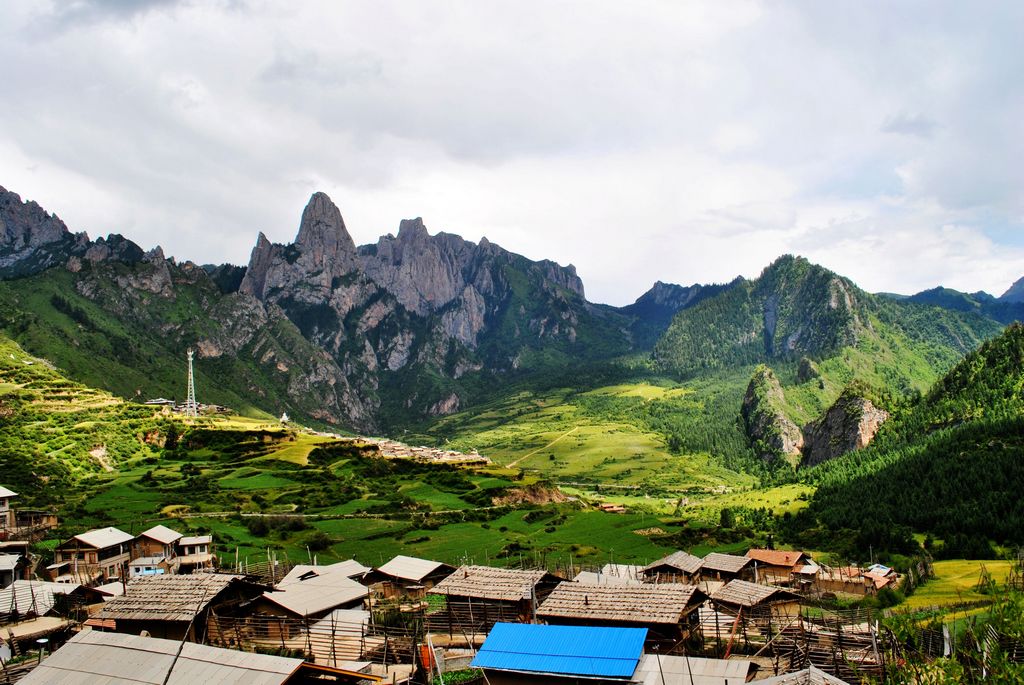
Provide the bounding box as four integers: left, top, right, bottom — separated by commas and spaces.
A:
133, 524, 182, 568
642, 550, 703, 584
252, 567, 368, 622
746, 548, 817, 585
0, 487, 16, 537
700, 552, 756, 582
18, 630, 381, 685
50, 526, 134, 583
0, 552, 31, 589
277, 559, 371, 586
471, 622, 647, 685
89, 573, 264, 641
862, 563, 899, 591
710, 579, 802, 620
1, 486, 58, 541
176, 534, 215, 572
537, 581, 707, 648
430, 565, 561, 630
364, 554, 455, 602
129, 555, 176, 578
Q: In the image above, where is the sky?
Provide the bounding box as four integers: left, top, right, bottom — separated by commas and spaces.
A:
1, 1, 1022, 306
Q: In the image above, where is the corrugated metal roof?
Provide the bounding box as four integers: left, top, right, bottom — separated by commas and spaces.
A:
538, 581, 705, 624
431, 565, 555, 601
471, 622, 646, 678
130, 556, 167, 566
701, 553, 753, 574
94, 582, 126, 598
178, 535, 212, 546
97, 573, 244, 622
276, 559, 369, 587
710, 580, 800, 608
376, 554, 451, 582
572, 571, 643, 586
261, 573, 367, 617
18, 629, 303, 685
0, 486, 17, 498
71, 526, 134, 550
633, 654, 754, 685
600, 563, 644, 579
0, 580, 81, 617
644, 551, 703, 575
0, 554, 20, 572
748, 665, 852, 684
139, 525, 183, 545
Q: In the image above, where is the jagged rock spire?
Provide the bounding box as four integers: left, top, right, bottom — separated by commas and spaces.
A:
295, 192, 355, 255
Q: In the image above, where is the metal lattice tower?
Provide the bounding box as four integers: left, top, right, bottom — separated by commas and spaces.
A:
185, 348, 197, 417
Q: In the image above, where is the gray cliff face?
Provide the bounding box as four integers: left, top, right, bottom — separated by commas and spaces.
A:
239, 192, 595, 387
0, 186, 89, 275
741, 366, 804, 460
802, 394, 889, 466
239, 192, 358, 303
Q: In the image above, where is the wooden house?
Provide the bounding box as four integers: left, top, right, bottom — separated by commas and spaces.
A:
51, 526, 134, 583
642, 550, 703, 583
700, 552, 755, 582
252, 571, 367, 622
430, 565, 560, 629
365, 554, 455, 601
133, 525, 182, 568
710, 579, 801, 619
90, 573, 263, 641
746, 548, 815, 585
537, 581, 707, 648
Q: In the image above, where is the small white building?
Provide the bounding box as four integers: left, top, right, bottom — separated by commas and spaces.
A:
0, 486, 17, 535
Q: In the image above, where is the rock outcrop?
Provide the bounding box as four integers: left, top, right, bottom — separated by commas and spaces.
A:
741, 366, 804, 461
0, 186, 90, 276
802, 393, 889, 466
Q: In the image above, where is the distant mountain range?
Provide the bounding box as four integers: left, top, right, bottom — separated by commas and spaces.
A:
1, 183, 1020, 434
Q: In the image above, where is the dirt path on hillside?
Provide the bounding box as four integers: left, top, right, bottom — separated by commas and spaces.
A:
505, 426, 579, 468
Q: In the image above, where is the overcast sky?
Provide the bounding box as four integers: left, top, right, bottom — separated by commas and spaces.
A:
2, 1, 1022, 305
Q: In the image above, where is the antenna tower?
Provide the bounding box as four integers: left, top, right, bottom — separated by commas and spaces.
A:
185, 349, 197, 417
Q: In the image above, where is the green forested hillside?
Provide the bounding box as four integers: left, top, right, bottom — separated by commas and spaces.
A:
0, 334, 167, 498
0, 265, 341, 425
654, 255, 1001, 380
790, 324, 1024, 557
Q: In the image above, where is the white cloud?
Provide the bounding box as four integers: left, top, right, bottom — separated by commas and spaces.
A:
0, 0, 1021, 304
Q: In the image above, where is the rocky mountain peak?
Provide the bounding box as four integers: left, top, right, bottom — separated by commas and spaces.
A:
397, 217, 429, 243
1000, 276, 1024, 303
802, 393, 889, 466
295, 191, 355, 256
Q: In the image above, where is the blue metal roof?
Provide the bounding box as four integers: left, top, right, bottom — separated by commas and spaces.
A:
471, 623, 647, 678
